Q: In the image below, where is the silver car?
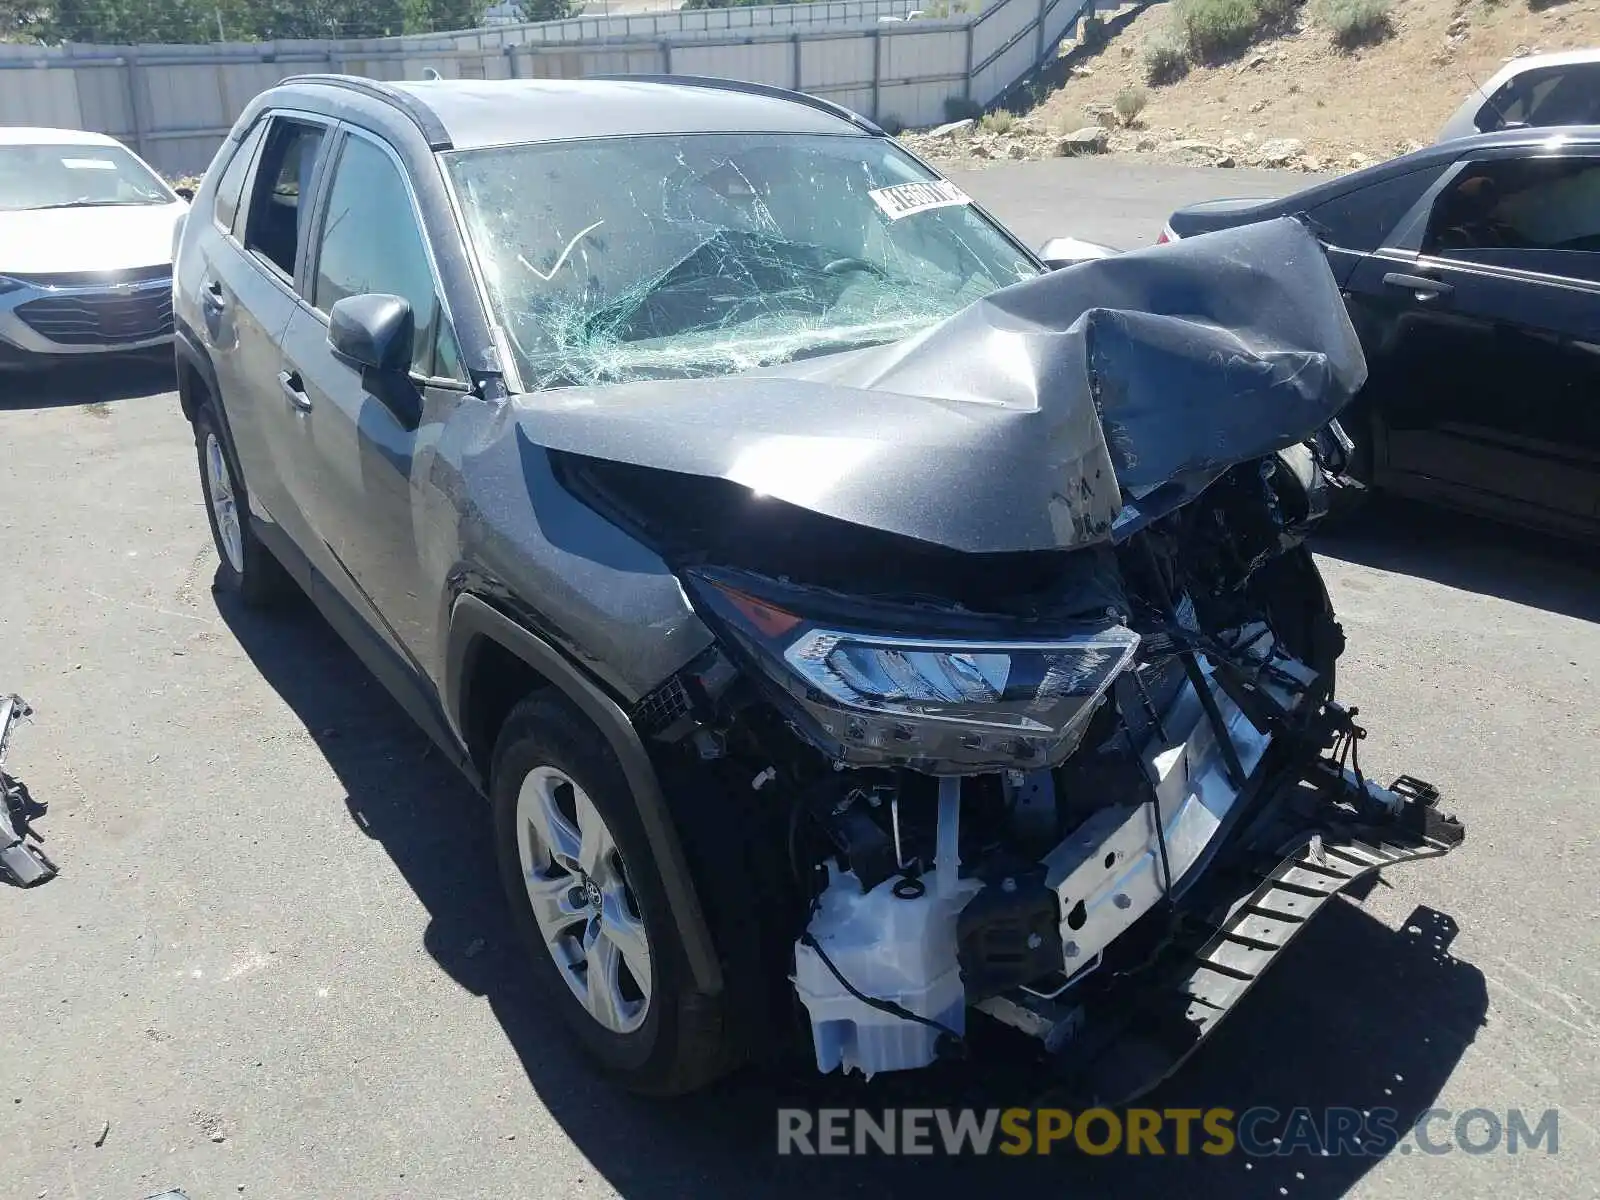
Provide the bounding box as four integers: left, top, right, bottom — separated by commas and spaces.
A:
0, 128, 188, 370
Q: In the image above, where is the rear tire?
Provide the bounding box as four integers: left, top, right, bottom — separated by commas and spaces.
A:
192, 401, 290, 607
491, 693, 735, 1095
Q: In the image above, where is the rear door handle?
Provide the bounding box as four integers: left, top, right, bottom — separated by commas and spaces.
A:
1383, 272, 1454, 300
278, 369, 312, 412
201, 278, 226, 309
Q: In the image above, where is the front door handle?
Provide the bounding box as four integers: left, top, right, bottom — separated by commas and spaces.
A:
278, 369, 312, 412
200, 278, 226, 310
1383, 272, 1454, 300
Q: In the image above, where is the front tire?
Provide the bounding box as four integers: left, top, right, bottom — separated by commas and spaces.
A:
192, 402, 290, 607
491, 693, 734, 1094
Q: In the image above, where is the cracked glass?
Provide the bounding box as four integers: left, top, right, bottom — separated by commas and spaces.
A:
445, 133, 1040, 389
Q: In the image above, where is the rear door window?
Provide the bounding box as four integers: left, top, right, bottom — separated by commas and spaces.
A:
1309, 166, 1445, 252
1478, 64, 1600, 133
242, 118, 327, 282
213, 120, 267, 236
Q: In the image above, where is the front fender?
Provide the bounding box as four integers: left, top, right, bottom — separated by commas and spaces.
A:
444, 593, 724, 997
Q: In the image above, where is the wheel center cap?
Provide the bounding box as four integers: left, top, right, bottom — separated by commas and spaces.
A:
583, 876, 603, 910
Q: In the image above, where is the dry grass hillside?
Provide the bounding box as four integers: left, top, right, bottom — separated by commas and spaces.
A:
903, 0, 1600, 170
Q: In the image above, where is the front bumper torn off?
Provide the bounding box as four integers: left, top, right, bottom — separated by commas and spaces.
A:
987, 767, 1464, 1105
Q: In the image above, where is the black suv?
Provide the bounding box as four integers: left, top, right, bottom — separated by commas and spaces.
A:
173, 74, 1461, 1099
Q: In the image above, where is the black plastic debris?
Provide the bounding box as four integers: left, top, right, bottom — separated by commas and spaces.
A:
1, 694, 56, 887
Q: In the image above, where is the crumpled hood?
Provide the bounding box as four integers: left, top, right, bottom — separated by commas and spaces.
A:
0, 201, 186, 275
507, 217, 1366, 554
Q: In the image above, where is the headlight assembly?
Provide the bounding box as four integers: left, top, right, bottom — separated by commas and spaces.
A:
685, 568, 1139, 773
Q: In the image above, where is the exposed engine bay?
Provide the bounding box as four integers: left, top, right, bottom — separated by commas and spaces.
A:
564, 437, 1462, 1100
521, 218, 1466, 1100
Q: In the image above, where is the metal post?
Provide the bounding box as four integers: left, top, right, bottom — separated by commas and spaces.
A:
964, 23, 975, 99
1035, 0, 1047, 64
661, 39, 672, 73
871, 29, 881, 121
123, 51, 148, 157
791, 31, 801, 90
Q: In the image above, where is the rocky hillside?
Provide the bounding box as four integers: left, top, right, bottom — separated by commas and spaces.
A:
901, 0, 1600, 172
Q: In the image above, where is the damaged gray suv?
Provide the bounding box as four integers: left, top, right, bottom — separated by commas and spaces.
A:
173, 74, 1464, 1099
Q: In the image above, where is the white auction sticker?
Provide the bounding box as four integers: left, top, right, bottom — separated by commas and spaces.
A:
61, 157, 117, 170
868, 179, 971, 220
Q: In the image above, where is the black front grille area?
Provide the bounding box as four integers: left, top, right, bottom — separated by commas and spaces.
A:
4, 263, 172, 289
16, 288, 173, 346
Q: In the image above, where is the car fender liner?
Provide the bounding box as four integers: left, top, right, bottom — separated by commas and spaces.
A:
445, 593, 725, 997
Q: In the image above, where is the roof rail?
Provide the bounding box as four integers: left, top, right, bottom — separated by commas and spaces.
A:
275, 73, 453, 150
589, 74, 883, 136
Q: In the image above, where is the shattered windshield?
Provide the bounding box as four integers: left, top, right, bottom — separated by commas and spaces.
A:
445, 133, 1039, 388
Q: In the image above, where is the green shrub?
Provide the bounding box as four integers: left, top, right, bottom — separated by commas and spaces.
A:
981, 108, 1016, 133
1311, 0, 1392, 45
1113, 85, 1149, 124
1176, 0, 1261, 61
1256, 0, 1301, 29
1142, 29, 1190, 82
878, 114, 906, 135
944, 96, 985, 122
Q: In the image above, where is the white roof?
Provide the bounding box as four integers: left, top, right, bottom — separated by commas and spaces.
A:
0, 127, 126, 147
1478, 47, 1600, 93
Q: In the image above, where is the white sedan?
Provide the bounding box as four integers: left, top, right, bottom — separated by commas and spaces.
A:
0, 127, 189, 370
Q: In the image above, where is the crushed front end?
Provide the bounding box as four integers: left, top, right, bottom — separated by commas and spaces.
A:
607, 443, 1462, 1100
534, 218, 1464, 1098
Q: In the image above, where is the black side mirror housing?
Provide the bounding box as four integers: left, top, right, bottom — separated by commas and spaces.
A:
174, 185, 195, 201
328, 294, 422, 430
329, 294, 415, 373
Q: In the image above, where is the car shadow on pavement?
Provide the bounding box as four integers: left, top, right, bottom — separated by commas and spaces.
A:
215, 584, 1489, 1200
1312, 495, 1600, 624
1, 354, 174, 410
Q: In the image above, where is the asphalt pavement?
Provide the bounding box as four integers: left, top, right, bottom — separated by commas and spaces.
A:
0, 158, 1596, 1200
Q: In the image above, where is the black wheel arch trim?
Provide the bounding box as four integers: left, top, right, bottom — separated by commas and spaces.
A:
445, 593, 725, 998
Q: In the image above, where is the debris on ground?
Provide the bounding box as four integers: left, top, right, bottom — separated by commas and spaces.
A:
1, 695, 56, 887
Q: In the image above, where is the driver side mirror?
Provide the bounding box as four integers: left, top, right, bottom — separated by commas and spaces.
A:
174, 185, 195, 201
328, 293, 422, 430
329, 294, 414, 373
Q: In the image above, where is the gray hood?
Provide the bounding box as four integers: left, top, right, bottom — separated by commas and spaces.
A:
506, 217, 1366, 555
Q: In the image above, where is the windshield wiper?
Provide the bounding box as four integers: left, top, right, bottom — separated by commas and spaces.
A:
27, 199, 160, 210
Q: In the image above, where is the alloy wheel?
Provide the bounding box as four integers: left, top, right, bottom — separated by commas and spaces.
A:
516, 765, 653, 1034
204, 431, 245, 574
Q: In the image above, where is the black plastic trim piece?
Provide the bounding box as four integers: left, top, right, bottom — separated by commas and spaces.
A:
445, 593, 724, 996
277, 73, 454, 150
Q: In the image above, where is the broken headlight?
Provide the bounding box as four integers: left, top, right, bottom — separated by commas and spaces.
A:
685, 568, 1139, 772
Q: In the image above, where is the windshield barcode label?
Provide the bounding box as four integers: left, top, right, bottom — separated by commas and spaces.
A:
868, 180, 971, 221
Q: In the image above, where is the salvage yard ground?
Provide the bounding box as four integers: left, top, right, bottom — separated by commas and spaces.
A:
1, 159, 1597, 1199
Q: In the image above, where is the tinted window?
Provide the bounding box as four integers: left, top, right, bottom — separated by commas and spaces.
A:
243, 119, 326, 279
213, 121, 266, 235
312, 135, 458, 380
1309, 166, 1444, 251
1479, 65, 1600, 132
1423, 157, 1600, 282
